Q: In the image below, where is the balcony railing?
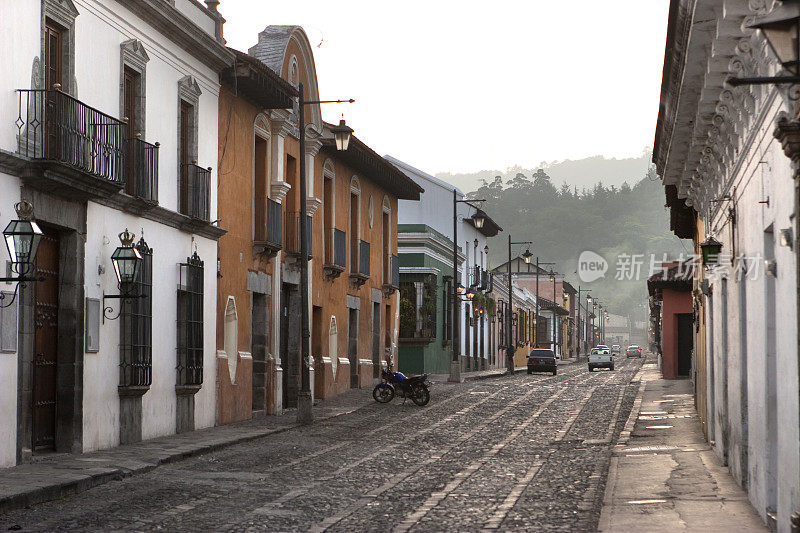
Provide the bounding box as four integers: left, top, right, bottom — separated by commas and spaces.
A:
284, 212, 313, 258
332, 229, 346, 268
125, 137, 159, 202
16, 88, 125, 184
179, 163, 211, 221
358, 240, 370, 276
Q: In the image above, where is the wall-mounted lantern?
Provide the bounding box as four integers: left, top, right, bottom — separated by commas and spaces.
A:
699, 236, 723, 266
103, 229, 144, 322
456, 283, 465, 295
780, 227, 794, 250
1, 200, 44, 308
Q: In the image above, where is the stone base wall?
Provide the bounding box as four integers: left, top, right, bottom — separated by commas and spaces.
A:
314, 358, 351, 399
357, 359, 373, 388
216, 352, 253, 425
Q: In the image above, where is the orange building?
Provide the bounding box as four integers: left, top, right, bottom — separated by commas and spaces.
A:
215, 49, 297, 424
215, 26, 421, 423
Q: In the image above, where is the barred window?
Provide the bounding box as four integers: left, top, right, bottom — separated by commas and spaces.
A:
177, 251, 204, 386
120, 237, 152, 387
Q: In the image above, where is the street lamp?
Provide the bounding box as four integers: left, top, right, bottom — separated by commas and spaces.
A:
522, 248, 533, 264
330, 118, 353, 151
297, 82, 354, 424
451, 191, 487, 382
471, 211, 486, 229
0, 200, 45, 308
548, 269, 558, 356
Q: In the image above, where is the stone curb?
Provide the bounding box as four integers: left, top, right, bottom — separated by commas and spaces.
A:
0, 407, 359, 516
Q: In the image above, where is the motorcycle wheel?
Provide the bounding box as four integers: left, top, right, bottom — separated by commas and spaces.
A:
373, 384, 394, 403
410, 385, 430, 406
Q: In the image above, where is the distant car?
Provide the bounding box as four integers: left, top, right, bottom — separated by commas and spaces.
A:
528, 349, 557, 376
611, 344, 621, 354
626, 345, 643, 358
596, 344, 609, 350
589, 347, 614, 371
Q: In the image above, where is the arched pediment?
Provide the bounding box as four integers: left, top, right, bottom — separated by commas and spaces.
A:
249, 25, 323, 133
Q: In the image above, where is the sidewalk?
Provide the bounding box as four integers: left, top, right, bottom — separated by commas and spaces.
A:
598, 359, 766, 532
0, 387, 374, 515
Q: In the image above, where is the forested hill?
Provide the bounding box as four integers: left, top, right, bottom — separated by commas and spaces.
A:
438, 152, 651, 195
471, 167, 689, 314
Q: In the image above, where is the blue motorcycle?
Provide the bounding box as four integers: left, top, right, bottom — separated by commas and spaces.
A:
373, 364, 431, 406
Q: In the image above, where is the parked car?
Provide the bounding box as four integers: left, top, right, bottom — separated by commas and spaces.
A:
528, 349, 557, 376
589, 347, 614, 371
626, 345, 643, 358
611, 344, 621, 355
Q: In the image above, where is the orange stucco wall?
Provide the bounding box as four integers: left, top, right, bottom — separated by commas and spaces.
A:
216, 85, 274, 354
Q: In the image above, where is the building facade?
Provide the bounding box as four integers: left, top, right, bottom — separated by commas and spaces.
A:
655, 0, 800, 528
0, 0, 230, 466
391, 156, 502, 375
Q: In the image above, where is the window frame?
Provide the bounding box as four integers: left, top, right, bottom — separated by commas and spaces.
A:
177, 251, 204, 388
119, 237, 153, 388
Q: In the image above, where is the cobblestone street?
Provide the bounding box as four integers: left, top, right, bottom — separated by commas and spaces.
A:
1, 357, 644, 532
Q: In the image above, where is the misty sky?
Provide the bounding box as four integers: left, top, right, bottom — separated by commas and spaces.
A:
219, 1, 670, 175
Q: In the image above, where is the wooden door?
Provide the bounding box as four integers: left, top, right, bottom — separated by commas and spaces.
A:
179, 101, 191, 214
123, 67, 137, 195
33, 230, 59, 451
44, 20, 63, 160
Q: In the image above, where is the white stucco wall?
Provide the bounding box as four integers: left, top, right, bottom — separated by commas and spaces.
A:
0, 173, 22, 467
704, 95, 799, 529
72, 0, 221, 451
0, 2, 41, 153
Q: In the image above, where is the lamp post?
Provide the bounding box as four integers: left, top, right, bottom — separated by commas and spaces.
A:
505, 237, 532, 374
575, 286, 587, 356
450, 191, 486, 382
532, 257, 554, 348
548, 269, 559, 357
297, 82, 354, 424
585, 293, 593, 351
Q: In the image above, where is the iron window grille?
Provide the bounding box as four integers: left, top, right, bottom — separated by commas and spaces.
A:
177, 251, 204, 386
119, 237, 153, 388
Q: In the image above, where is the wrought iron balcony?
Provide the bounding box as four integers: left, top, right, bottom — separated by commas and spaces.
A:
16, 88, 125, 184
125, 137, 159, 202
179, 163, 211, 221
350, 239, 370, 287
358, 240, 370, 276
284, 212, 313, 259
254, 198, 282, 256
323, 228, 346, 280
383, 254, 400, 296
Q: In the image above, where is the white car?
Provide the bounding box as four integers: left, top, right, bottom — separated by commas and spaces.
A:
589, 347, 614, 371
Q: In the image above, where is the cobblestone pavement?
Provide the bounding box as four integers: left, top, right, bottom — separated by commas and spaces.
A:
1, 357, 643, 532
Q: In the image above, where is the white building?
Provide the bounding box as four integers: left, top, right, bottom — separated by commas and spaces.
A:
388, 156, 504, 374
0, 0, 231, 466
654, 0, 799, 529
